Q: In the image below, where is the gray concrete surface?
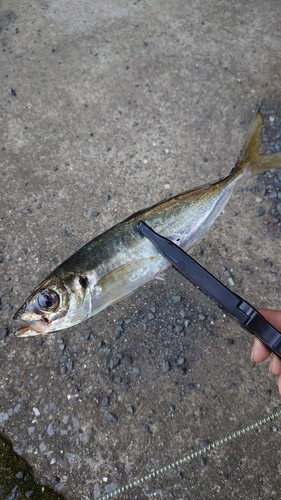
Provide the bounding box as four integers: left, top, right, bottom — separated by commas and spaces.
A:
1, 0, 281, 498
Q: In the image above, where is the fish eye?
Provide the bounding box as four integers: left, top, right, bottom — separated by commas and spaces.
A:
37, 290, 59, 311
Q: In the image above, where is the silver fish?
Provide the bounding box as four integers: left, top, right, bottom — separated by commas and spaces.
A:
13, 110, 281, 337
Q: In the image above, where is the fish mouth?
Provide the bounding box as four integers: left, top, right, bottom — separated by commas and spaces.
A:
14, 314, 52, 337
14, 326, 39, 337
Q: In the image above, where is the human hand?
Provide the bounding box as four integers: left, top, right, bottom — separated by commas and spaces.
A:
251, 309, 281, 393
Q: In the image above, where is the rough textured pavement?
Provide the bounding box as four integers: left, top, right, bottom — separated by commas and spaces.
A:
1, 1, 281, 498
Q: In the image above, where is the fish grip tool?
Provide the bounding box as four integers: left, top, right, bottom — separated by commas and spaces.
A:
137, 221, 281, 359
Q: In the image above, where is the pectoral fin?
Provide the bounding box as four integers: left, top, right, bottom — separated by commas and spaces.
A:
97, 257, 159, 294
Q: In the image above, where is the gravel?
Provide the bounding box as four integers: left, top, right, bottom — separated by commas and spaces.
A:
107, 413, 118, 423
254, 206, 265, 216
162, 360, 171, 373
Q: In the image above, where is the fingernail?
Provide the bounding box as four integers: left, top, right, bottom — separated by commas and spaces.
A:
251, 346, 255, 362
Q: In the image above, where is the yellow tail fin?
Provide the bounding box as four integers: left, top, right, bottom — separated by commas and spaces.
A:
233, 109, 281, 177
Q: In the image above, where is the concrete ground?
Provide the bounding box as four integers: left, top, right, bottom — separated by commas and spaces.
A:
1, 0, 281, 498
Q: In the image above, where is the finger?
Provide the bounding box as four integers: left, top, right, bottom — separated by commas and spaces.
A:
251, 336, 271, 362
258, 308, 281, 330
251, 309, 281, 363
269, 354, 281, 375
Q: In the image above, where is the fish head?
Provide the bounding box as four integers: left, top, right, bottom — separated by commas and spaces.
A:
13, 273, 92, 337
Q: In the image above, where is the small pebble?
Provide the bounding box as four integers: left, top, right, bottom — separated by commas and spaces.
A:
47, 423, 54, 437
85, 331, 94, 341
101, 397, 109, 407
162, 360, 171, 373
89, 211, 99, 218
199, 440, 211, 448
254, 206, 265, 216
180, 308, 189, 318
122, 379, 130, 390
127, 405, 134, 413
123, 355, 132, 366
269, 191, 277, 198
142, 424, 149, 432
8, 87, 16, 96
5, 485, 18, 499
133, 366, 140, 374
51, 476, 60, 485
16, 471, 24, 479
171, 295, 181, 302
177, 357, 185, 366
175, 325, 183, 334
115, 324, 123, 334
109, 358, 119, 370
105, 483, 118, 493
107, 412, 118, 423
25, 491, 34, 498
66, 360, 74, 371
226, 338, 234, 345
255, 196, 263, 203
1, 326, 9, 338
3, 303, 12, 311
39, 442, 47, 453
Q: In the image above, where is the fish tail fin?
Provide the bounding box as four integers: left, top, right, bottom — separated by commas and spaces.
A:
232, 109, 281, 178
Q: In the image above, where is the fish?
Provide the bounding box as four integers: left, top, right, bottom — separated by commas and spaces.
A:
13, 109, 281, 337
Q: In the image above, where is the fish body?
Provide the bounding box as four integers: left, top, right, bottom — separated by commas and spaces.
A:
14, 110, 281, 337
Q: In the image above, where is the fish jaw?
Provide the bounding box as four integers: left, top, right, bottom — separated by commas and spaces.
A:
14, 326, 42, 337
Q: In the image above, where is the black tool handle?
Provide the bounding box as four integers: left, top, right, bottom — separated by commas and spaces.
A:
137, 221, 281, 358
